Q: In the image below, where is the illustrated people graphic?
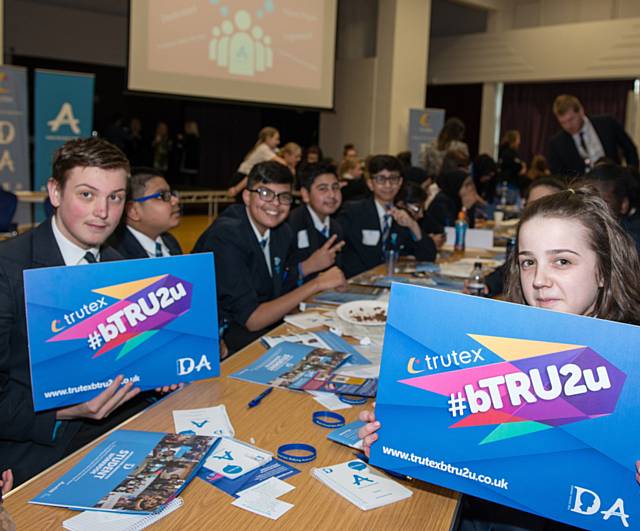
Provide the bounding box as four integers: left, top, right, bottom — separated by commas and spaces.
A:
208, 9, 274, 76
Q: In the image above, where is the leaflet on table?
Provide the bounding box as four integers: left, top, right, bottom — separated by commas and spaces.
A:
31, 430, 215, 514
24, 254, 220, 411
371, 284, 640, 530
328, 421, 366, 450
312, 286, 385, 305
288, 370, 377, 397
202, 437, 273, 479
313, 459, 412, 510
172, 405, 234, 437
231, 342, 358, 391
261, 331, 371, 366
198, 458, 299, 497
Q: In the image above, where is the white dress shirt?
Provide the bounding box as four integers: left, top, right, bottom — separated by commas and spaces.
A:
51, 216, 100, 265
572, 116, 605, 167
246, 208, 272, 276
127, 226, 170, 257
307, 205, 330, 237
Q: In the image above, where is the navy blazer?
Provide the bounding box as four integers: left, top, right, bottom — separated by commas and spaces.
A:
193, 205, 296, 353
337, 197, 437, 278
287, 205, 345, 278
0, 219, 124, 485
108, 225, 182, 259
549, 115, 639, 175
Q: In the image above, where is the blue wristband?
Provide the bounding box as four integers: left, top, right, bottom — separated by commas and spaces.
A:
277, 443, 317, 463
312, 411, 346, 428
338, 394, 368, 405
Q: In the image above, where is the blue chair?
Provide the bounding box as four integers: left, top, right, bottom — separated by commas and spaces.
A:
0, 189, 18, 234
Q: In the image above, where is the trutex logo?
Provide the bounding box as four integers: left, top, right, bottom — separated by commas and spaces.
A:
50, 296, 108, 332
568, 485, 630, 528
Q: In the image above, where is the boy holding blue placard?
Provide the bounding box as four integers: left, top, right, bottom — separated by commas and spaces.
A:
194, 161, 346, 353
0, 138, 164, 486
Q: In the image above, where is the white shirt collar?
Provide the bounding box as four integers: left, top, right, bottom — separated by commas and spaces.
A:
127, 225, 168, 258
51, 215, 100, 265
246, 208, 272, 275
374, 199, 391, 231
306, 205, 330, 235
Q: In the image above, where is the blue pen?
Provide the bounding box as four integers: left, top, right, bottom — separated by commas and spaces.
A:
248, 387, 274, 408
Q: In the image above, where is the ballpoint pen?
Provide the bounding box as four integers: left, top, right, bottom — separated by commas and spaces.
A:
248, 387, 274, 408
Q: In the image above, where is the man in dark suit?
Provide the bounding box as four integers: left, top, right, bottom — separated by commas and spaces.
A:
193, 161, 346, 353
288, 163, 345, 281
338, 155, 437, 278
109, 168, 182, 258
549, 94, 638, 176
0, 138, 148, 486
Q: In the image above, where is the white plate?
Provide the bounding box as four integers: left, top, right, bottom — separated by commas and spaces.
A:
336, 300, 389, 326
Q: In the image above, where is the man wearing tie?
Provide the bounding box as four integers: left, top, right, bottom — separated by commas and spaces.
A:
548, 94, 638, 176
338, 155, 437, 278
0, 138, 152, 486
108, 168, 182, 259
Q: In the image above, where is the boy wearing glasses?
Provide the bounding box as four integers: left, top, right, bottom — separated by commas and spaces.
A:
288, 163, 346, 280
338, 155, 436, 278
194, 161, 346, 353
109, 168, 182, 258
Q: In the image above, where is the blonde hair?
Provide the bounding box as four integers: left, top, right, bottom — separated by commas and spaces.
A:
244, 126, 279, 161
339, 158, 361, 177
553, 94, 582, 116
281, 142, 301, 157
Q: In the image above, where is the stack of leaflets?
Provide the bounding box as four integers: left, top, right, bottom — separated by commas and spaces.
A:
201, 438, 273, 480
30, 430, 215, 514
312, 459, 412, 510
230, 341, 377, 397
327, 421, 366, 450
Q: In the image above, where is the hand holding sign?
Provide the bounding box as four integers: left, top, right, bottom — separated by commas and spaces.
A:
55, 375, 140, 421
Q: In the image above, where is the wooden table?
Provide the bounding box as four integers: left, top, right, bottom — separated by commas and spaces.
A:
4, 322, 460, 530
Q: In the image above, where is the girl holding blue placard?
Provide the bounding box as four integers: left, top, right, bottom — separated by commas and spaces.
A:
359, 186, 640, 528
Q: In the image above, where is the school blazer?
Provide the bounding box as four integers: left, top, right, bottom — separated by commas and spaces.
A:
193, 205, 296, 353
0, 219, 122, 485
287, 205, 345, 277
108, 225, 183, 259
337, 197, 437, 278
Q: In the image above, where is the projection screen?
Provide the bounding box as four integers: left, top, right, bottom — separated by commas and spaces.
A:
128, 0, 337, 109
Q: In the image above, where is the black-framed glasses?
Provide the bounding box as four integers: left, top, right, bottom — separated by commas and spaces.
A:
132, 190, 178, 203
372, 173, 401, 185
248, 187, 293, 205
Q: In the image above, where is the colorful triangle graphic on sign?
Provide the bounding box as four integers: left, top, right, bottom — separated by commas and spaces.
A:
116, 330, 160, 360
480, 420, 553, 445
468, 334, 585, 361
92, 275, 167, 300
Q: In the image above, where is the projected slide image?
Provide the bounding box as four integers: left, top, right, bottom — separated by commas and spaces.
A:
149, 0, 324, 90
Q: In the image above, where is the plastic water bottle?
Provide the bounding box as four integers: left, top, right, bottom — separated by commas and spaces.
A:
468, 262, 486, 296
454, 209, 468, 253
499, 180, 508, 206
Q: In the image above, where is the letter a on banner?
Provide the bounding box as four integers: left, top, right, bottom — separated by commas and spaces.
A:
34, 69, 94, 219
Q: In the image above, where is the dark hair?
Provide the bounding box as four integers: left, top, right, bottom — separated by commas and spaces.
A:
473, 154, 497, 178
395, 181, 426, 206
51, 137, 130, 188
436, 170, 469, 212
524, 176, 566, 201
505, 186, 640, 324
129, 167, 165, 199
298, 163, 338, 191
437, 118, 465, 151
247, 160, 293, 189
304, 145, 323, 160
343, 143, 356, 155
440, 149, 469, 176
367, 154, 402, 176
396, 151, 412, 169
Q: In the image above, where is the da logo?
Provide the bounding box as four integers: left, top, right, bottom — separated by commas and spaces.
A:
177, 355, 212, 376
569, 485, 630, 528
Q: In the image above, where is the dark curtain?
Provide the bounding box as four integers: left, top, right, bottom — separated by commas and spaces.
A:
11, 55, 320, 190
501, 79, 634, 167
426, 83, 483, 158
